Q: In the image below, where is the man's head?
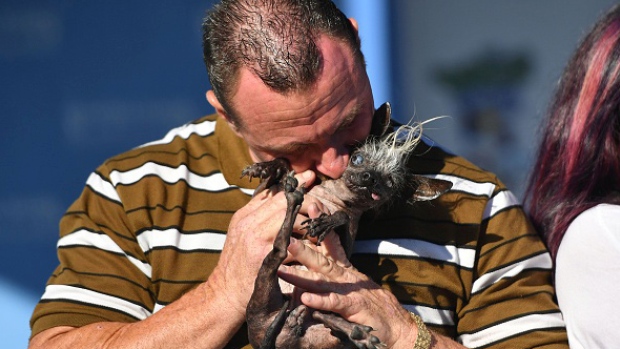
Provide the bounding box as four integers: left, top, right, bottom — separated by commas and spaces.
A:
202, 0, 374, 178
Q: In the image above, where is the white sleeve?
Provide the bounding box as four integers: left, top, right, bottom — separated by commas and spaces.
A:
555, 204, 620, 349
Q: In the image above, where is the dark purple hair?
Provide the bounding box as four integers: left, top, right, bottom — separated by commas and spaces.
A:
525, 4, 620, 260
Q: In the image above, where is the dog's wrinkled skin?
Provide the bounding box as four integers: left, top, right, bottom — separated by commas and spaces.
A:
243, 103, 453, 349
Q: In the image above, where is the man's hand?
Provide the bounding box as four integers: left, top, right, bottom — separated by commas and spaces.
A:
277, 237, 420, 349
206, 170, 317, 318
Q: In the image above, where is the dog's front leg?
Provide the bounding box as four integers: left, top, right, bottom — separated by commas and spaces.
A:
246, 173, 305, 349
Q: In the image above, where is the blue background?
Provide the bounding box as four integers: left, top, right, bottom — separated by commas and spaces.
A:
1, 1, 213, 346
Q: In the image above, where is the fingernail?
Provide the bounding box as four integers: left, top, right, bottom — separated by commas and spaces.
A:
302, 293, 313, 302
288, 237, 300, 250
310, 203, 319, 216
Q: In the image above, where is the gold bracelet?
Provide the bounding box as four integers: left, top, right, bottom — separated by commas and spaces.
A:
410, 312, 432, 349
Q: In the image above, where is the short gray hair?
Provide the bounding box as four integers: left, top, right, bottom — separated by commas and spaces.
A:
202, 0, 364, 126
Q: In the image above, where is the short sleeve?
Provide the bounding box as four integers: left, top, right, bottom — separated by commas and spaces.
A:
555, 204, 620, 349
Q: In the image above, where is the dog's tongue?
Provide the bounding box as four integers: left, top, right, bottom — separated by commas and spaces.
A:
372, 192, 381, 201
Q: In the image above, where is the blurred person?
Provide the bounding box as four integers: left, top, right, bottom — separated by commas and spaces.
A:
29, 0, 568, 348
525, 4, 620, 348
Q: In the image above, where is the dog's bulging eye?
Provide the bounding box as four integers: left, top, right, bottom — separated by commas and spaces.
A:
351, 153, 364, 166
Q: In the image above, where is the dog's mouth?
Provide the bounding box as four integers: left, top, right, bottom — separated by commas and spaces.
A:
361, 188, 381, 201
350, 183, 383, 202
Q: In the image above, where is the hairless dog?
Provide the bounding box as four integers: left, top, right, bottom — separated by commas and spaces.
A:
243, 103, 452, 349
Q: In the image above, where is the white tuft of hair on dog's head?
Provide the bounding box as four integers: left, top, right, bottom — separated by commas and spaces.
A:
371, 123, 421, 161
349, 123, 422, 195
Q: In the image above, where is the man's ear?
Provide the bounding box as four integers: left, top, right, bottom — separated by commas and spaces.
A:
206, 90, 241, 134
349, 17, 359, 33
206, 90, 227, 118
349, 18, 362, 48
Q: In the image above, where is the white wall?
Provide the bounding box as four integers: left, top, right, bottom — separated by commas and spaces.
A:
391, 0, 617, 196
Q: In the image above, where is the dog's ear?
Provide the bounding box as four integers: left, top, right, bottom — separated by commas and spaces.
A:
410, 176, 452, 202
369, 102, 392, 138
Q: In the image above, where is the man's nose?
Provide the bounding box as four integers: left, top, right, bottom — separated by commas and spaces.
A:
314, 145, 349, 179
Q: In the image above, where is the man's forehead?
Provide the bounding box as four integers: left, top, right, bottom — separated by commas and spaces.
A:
231, 37, 359, 116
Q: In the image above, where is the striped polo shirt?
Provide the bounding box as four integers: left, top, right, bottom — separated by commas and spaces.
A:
30, 114, 568, 348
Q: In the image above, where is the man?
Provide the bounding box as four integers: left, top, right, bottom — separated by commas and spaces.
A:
29, 0, 568, 348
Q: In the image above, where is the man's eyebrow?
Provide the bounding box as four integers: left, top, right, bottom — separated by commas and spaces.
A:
269, 141, 311, 154
334, 104, 361, 132
265, 105, 362, 155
